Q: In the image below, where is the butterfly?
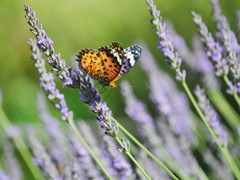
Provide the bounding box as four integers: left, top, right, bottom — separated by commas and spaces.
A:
75, 42, 142, 88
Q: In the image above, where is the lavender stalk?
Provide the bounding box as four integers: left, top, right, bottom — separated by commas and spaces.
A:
210, 0, 240, 97
27, 38, 113, 180
26, 125, 61, 180
192, 11, 240, 106
191, 11, 240, 129
194, 85, 228, 145
167, 19, 240, 130
146, 0, 240, 178
3, 141, 23, 180
121, 80, 192, 180
0, 92, 44, 179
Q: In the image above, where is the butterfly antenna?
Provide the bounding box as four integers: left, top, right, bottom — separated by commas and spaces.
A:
115, 83, 125, 91
118, 84, 137, 91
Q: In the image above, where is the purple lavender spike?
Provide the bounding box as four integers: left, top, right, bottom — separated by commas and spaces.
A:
192, 37, 220, 90
24, 5, 78, 88
194, 85, 227, 145
102, 136, 135, 180
158, 121, 205, 178
36, 92, 71, 176
166, 21, 220, 90
28, 39, 74, 122
139, 42, 194, 141
68, 128, 104, 180
26, 125, 61, 180
146, 0, 186, 81
121, 80, 162, 145
5, 125, 20, 140
0, 169, 10, 180
166, 21, 197, 70
136, 151, 170, 179
203, 149, 234, 179
192, 11, 229, 78
3, 142, 23, 180
210, 0, 240, 94
70, 163, 83, 180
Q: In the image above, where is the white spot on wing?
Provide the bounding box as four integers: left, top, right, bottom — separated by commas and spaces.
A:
111, 48, 122, 65
125, 50, 135, 66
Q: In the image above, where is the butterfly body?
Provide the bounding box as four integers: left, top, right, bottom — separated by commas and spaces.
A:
76, 42, 141, 88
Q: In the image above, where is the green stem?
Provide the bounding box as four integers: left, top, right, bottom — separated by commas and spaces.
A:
207, 89, 240, 130
0, 106, 44, 180
116, 122, 179, 180
223, 75, 240, 107
182, 81, 240, 179
115, 137, 152, 180
157, 144, 193, 180
67, 119, 113, 180
233, 92, 240, 107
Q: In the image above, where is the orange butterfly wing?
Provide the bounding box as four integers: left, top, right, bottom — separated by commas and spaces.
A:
76, 42, 141, 88
76, 42, 124, 87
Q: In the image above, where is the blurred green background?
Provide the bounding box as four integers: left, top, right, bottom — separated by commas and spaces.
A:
0, 0, 240, 124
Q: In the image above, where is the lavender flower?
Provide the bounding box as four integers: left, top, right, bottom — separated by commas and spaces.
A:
5, 125, 20, 139
191, 11, 240, 97
203, 149, 234, 180
68, 128, 104, 180
121, 80, 162, 148
121, 80, 199, 179
77, 121, 109, 164
102, 136, 135, 180
136, 151, 171, 180
166, 21, 197, 70
192, 36, 220, 90
194, 85, 227, 145
36, 92, 71, 175
192, 11, 229, 77
0, 169, 10, 180
76, 69, 118, 136
210, 0, 240, 94
24, 5, 76, 87
146, 0, 186, 81
70, 163, 82, 180
26, 125, 61, 180
166, 21, 220, 90
3, 142, 23, 180
139, 42, 194, 141
157, 121, 206, 179
28, 39, 73, 121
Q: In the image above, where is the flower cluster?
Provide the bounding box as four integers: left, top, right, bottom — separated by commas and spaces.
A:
211, 0, 240, 94
24, 5, 77, 88
146, 0, 186, 81
25, 5, 118, 137
192, 11, 229, 77
194, 85, 227, 145
28, 39, 73, 121
166, 22, 220, 90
